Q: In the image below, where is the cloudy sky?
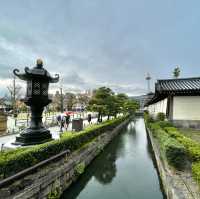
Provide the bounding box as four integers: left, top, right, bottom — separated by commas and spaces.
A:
0, 0, 200, 96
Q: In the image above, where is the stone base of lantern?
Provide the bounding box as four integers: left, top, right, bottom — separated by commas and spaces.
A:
13, 127, 52, 146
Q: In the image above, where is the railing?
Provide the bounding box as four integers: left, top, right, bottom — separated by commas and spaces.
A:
0, 149, 70, 189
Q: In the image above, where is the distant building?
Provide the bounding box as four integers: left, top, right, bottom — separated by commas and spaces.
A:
132, 92, 154, 111
145, 77, 200, 128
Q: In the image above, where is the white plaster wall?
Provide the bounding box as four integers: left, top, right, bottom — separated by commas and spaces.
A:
148, 98, 167, 118
173, 96, 200, 120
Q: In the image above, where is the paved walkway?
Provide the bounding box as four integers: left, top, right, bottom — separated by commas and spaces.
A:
1, 117, 107, 149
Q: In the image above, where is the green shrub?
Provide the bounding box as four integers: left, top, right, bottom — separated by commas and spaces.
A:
157, 130, 169, 146
148, 122, 187, 170
144, 112, 154, 124
164, 127, 183, 139
149, 123, 161, 131
157, 121, 173, 128
156, 112, 166, 121
144, 110, 149, 114
164, 137, 187, 170
74, 162, 85, 176
149, 123, 162, 137
192, 162, 200, 186
164, 127, 200, 161
146, 118, 200, 184
0, 116, 128, 179
187, 145, 200, 162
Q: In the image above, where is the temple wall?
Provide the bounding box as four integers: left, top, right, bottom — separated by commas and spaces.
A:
173, 96, 200, 120
147, 98, 167, 118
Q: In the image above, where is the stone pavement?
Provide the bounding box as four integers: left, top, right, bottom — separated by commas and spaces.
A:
1, 116, 107, 150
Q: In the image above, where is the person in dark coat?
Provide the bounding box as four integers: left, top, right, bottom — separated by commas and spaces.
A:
64, 114, 70, 130
88, 113, 92, 124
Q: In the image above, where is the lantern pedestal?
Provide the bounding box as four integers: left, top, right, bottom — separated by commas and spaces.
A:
14, 101, 52, 146
15, 128, 52, 146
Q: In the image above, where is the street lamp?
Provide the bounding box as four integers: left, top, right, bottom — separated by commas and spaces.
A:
13, 59, 59, 145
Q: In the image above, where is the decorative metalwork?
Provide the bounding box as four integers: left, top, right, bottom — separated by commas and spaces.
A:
13, 59, 59, 145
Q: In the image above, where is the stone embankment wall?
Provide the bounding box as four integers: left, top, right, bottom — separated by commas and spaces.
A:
146, 127, 200, 199
0, 119, 130, 199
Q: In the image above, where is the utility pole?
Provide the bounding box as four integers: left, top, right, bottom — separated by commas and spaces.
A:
60, 78, 64, 113
26, 106, 29, 126
13, 76, 17, 126
145, 73, 151, 93
13, 76, 16, 112
60, 86, 64, 113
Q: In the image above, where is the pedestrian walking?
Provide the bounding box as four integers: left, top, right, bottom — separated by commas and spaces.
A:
87, 113, 92, 124
57, 113, 65, 132
64, 114, 70, 130
56, 114, 61, 126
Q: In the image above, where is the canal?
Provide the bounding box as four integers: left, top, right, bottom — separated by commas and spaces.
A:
61, 117, 164, 199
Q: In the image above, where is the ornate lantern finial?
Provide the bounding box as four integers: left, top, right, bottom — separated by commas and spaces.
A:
36, 58, 43, 69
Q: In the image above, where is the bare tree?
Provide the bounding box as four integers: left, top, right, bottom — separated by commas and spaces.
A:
77, 93, 90, 109
64, 92, 77, 111
52, 91, 62, 112
7, 76, 22, 116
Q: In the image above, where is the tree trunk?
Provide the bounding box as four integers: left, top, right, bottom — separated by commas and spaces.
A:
100, 114, 103, 122
97, 112, 101, 123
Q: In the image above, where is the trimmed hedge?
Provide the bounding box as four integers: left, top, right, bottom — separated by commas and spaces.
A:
164, 138, 187, 170
165, 127, 200, 162
156, 112, 166, 121
192, 162, 200, 186
0, 116, 129, 179
148, 121, 200, 186
157, 121, 173, 128
148, 123, 187, 170
144, 112, 154, 123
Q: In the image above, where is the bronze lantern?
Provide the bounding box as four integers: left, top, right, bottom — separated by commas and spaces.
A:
13, 59, 59, 145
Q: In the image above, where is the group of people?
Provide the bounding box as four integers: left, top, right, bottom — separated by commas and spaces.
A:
56, 112, 92, 132
56, 113, 71, 132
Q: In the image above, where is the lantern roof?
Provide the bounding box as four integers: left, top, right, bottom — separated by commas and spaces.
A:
13, 59, 59, 83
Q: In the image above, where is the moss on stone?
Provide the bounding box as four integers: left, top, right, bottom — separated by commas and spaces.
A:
74, 162, 85, 176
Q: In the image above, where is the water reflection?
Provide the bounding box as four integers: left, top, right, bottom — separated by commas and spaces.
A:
61, 118, 164, 199
61, 126, 128, 199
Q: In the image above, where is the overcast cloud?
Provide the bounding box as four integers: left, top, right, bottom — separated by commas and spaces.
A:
0, 0, 200, 96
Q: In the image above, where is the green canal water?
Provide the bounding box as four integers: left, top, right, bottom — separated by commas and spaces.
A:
61, 117, 164, 199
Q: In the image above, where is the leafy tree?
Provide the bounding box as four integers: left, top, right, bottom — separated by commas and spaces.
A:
173, 66, 180, 78
87, 87, 114, 122
105, 94, 118, 120
123, 99, 139, 115
87, 87, 139, 122
115, 93, 129, 114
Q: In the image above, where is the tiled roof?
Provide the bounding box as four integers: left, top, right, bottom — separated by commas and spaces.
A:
145, 77, 200, 106
156, 77, 200, 94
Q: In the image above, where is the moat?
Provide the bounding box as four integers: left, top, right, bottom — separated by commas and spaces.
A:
61, 117, 164, 199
